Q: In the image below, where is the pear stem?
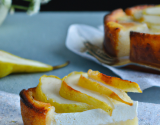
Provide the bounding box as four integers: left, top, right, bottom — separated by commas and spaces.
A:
52, 61, 70, 70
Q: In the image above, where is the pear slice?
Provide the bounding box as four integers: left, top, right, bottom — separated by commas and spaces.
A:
0, 50, 69, 78
149, 24, 160, 32
143, 15, 160, 24
88, 69, 142, 93
78, 75, 133, 106
59, 72, 114, 116
35, 75, 93, 113
131, 10, 144, 22
143, 7, 160, 15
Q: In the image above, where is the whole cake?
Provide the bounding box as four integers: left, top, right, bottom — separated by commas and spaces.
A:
103, 5, 160, 60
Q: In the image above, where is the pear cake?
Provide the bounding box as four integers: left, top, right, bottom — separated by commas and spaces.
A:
20, 69, 142, 125
103, 4, 160, 61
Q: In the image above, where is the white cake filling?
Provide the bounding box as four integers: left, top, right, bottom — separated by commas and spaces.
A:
53, 101, 137, 125
117, 23, 149, 57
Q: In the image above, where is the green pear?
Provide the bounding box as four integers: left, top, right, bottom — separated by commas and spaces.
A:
0, 50, 69, 78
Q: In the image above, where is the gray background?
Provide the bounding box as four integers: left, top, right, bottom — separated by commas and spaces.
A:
0, 12, 160, 104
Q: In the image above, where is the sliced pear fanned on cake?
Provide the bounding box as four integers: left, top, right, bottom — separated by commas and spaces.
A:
35, 75, 93, 113
0, 50, 69, 78
77, 75, 133, 106
20, 70, 140, 125
126, 5, 154, 22
87, 69, 142, 93
134, 6, 160, 31
59, 72, 114, 116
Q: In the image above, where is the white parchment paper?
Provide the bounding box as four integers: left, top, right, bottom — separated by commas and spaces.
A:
66, 24, 160, 91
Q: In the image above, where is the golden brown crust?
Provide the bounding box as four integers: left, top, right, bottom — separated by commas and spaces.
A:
104, 9, 126, 24
20, 88, 54, 125
130, 31, 160, 67
103, 22, 121, 57
103, 8, 129, 57
125, 5, 155, 16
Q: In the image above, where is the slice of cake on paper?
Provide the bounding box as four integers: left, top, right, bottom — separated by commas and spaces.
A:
20, 69, 142, 125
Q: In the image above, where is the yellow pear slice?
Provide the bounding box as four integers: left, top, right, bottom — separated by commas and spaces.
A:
149, 24, 160, 32
143, 7, 160, 15
133, 10, 143, 21
143, 15, 160, 24
35, 75, 93, 113
78, 75, 133, 106
88, 69, 142, 93
0, 50, 69, 78
59, 72, 114, 116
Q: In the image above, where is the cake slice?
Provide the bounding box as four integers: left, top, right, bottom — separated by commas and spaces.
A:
20, 88, 138, 125
20, 70, 141, 125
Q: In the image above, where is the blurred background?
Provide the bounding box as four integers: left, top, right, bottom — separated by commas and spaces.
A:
12, 0, 159, 12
